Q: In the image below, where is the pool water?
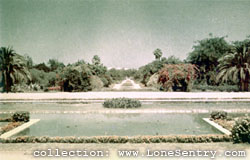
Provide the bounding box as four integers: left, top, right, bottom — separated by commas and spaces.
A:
14, 113, 222, 137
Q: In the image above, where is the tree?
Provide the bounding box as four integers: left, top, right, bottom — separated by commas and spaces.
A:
60, 64, 92, 92
153, 48, 163, 60
0, 47, 31, 92
187, 35, 232, 85
24, 54, 33, 69
216, 46, 250, 91
163, 55, 182, 64
92, 55, 101, 65
33, 63, 50, 72
48, 59, 65, 71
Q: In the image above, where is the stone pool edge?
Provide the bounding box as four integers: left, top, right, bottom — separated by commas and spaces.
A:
0, 119, 40, 139
202, 118, 231, 135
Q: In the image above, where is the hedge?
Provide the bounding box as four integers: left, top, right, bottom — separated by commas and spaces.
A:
0, 135, 231, 143
0, 122, 24, 135
103, 98, 142, 108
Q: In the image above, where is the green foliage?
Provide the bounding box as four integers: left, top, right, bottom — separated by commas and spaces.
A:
136, 55, 183, 86
11, 83, 41, 92
107, 68, 126, 81
139, 60, 166, 85
88, 63, 107, 76
99, 74, 112, 87
24, 54, 33, 69
231, 117, 250, 143
30, 68, 57, 88
48, 59, 65, 72
210, 111, 227, 120
89, 75, 104, 89
187, 35, 232, 85
0, 135, 231, 143
158, 64, 198, 91
92, 55, 101, 65
12, 111, 30, 122
0, 47, 32, 92
103, 98, 142, 108
153, 48, 163, 60
163, 55, 183, 64
60, 64, 92, 92
193, 84, 239, 92
216, 45, 250, 91
33, 63, 50, 72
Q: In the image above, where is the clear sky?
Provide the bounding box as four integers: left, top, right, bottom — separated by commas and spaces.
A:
1, 0, 250, 68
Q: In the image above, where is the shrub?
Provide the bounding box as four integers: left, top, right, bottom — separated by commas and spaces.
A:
158, 64, 198, 91
193, 84, 239, 92
210, 111, 227, 120
0, 135, 231, 143
103, 98, 141, 108
12, 111, 30, 122
231, 117, 250, 143
90, 75, 104, 90
0, 122, 23, 135
0, 117, 12, 122
60, 64, 92, 92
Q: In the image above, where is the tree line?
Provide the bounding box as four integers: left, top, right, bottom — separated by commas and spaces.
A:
0, 34, 249, 92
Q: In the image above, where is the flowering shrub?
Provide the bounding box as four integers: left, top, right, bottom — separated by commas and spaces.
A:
158, 64, 198, 91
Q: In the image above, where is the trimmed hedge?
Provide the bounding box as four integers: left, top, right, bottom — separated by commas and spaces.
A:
12, 111, 30, 122
0, 122, 23, 135
103, 98, 141, 108
231, 117, 250, 143
0, 117, 12, 122
0, 135, 231, 143
210, 111, 227, 120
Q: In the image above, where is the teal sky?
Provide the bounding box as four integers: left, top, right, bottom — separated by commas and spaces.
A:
1, 0, 250, 68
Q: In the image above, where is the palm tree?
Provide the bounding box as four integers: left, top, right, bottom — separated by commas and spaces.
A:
216, 46, 250, 91
153, 48, 163, 60
0, 47, 32, 92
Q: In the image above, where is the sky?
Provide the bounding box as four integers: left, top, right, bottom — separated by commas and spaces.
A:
1, 0, 250, 68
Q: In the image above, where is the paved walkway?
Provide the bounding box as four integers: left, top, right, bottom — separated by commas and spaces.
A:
1, 92, 250, 101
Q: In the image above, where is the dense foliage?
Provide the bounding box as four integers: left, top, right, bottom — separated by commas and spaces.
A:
210, 111, 227, 120
231, 117, 250, 143
216, 46, 250, 91
0, 47, 32, 92
187, 35, 232, 85
103, 98, 142, 108
1, 34, 250, 92
60, 64, 92, 92
12, 111, 30, 122
158, 64, 198, 91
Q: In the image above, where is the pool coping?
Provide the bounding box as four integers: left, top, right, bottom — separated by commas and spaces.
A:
202, 118, 232, 135
0, 119, 40, 139
1, 92, 250, 102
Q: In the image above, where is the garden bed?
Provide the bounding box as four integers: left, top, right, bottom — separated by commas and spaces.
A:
0, 135, 231, 143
